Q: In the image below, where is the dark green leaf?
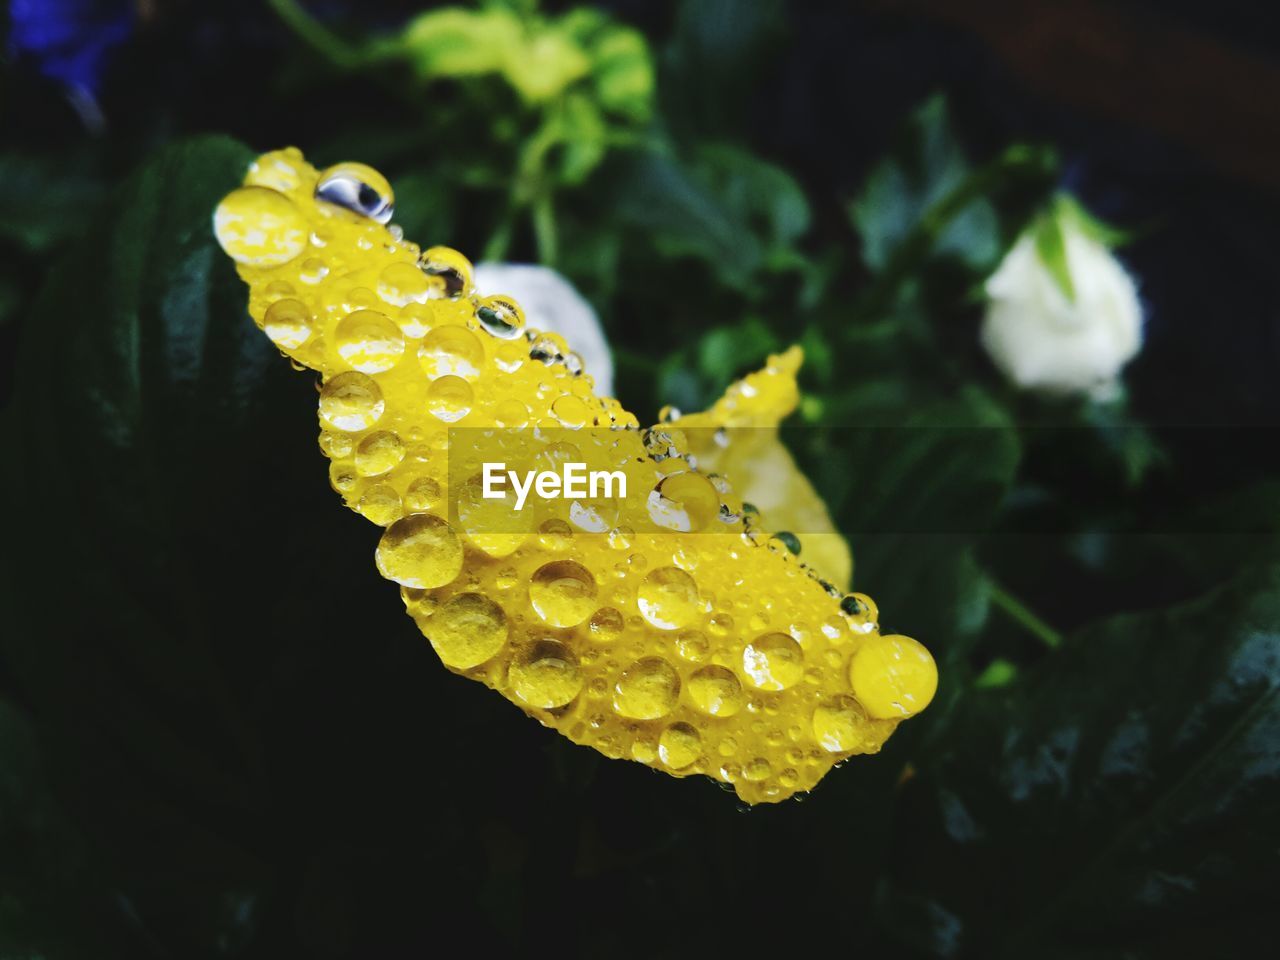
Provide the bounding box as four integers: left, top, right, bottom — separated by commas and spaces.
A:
850, 95, 999, 274
612, 144, 810, 293
7, 135, 277, 956
4, 134, 600, 957
0, 152, 107, 254
696, 317, 780, 388
802, 386, 1019, 661
882, 565, 1280, 957
661, 0, 785, 138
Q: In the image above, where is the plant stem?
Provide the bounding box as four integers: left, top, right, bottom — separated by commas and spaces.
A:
532, 193, 558, 266
267, 0, 363, 69
483, 214, 514, 262
989, 580, 1062, 649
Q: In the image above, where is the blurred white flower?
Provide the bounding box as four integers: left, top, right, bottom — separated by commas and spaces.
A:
473, 263, 614, 396
980, 211, 1143, 399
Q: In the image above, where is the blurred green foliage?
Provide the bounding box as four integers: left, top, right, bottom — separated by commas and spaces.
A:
1, 1, 1278, 957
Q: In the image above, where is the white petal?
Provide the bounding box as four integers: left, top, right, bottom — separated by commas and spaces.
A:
473, 263, 614, 396
980, 218, 1143, 397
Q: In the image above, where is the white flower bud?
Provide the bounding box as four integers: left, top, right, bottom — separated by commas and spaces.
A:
473, 263, 614, 396
980, 212, 1143, 399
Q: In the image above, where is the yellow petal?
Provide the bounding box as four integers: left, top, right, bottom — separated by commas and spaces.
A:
213, 149, 935, 803
676, 346, 853, 591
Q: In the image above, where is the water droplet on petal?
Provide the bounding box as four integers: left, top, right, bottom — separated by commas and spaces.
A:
375, 513, 462, 588
510, 639, 582, 708
659, 723, 701, 769
418, 246, 473, 298
336, 309, 404, 373
637, 566, 700, 630
319, 372, 384, 431
214, 187, 307, 266
262, 298, 313, 349
530, 560, 597, 628
613, 657, 680, 720
742, 633, 804, 691
425, 593, 509, 669
314, 162, 395, 223
688, 665, 745, 717
426, 376, 473, 422
476, 294, 526, 339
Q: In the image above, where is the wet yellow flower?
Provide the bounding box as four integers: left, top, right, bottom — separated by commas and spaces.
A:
213, 148, 936, 803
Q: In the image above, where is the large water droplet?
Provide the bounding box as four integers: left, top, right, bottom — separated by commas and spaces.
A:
646, 472, 719, 532
476, 294, 526, 339
426, 376, 473, 423
319, 372, 384, 431
848, 634, 937, 719
355, 430, 405, 476
529, 560, 597, 628
613, 657, 680, 720
419, 325, 485, 380
510, 639, 582, 708
551, 395, 590, 428
425, 593, 508, 669
637, 566, 700, 630
314, 162, 395, 223
742, 632, 804, 690
418, 246, 473, 298
377, 261, 430, 307
687, 665, 745, 717
375, 513, 462, 588
404, 476, 442, 512
262, 297, 313, 349
214, 187, 307, 266
658, 722, 701, 769
336, 309, 404, 373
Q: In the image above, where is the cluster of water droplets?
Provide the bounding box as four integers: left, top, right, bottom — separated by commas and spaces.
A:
212, 148, 937, 804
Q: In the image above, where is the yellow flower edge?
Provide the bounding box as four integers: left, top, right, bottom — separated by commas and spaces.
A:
213, 148, 936, 804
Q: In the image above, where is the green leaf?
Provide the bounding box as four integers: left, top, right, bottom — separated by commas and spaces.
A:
399, 7, 522, 80
973, 657, 1018, 689
882, 565, 1280, 957
850, 95, 1000, 274
4, 134, 571, 956
661, 0, 785, 138
0, 152, 107, 253
549, 93, 609, 185
503, 24, 591, 104
7, 135, 277, 955
1080, 387, 1167, 487
1056, 192, 1132, 248
398, 6, 592, 105
612, 143, 811, 293
589, 24, 654, 121
803, 386, 1019, 661
1033, 211, 1076, 302
696, 317, 781, 387
562, 10, 655, 122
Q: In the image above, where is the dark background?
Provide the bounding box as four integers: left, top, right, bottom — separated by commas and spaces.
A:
3, 1, 1280, 957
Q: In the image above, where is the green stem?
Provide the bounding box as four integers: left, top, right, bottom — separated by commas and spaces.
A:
483, 214, 515, 262
850, 144, 1056, 326
267, 0, 363, 68
613, 348, 662, 374
989, 580, 1062, 649
532, 193, 558, 266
